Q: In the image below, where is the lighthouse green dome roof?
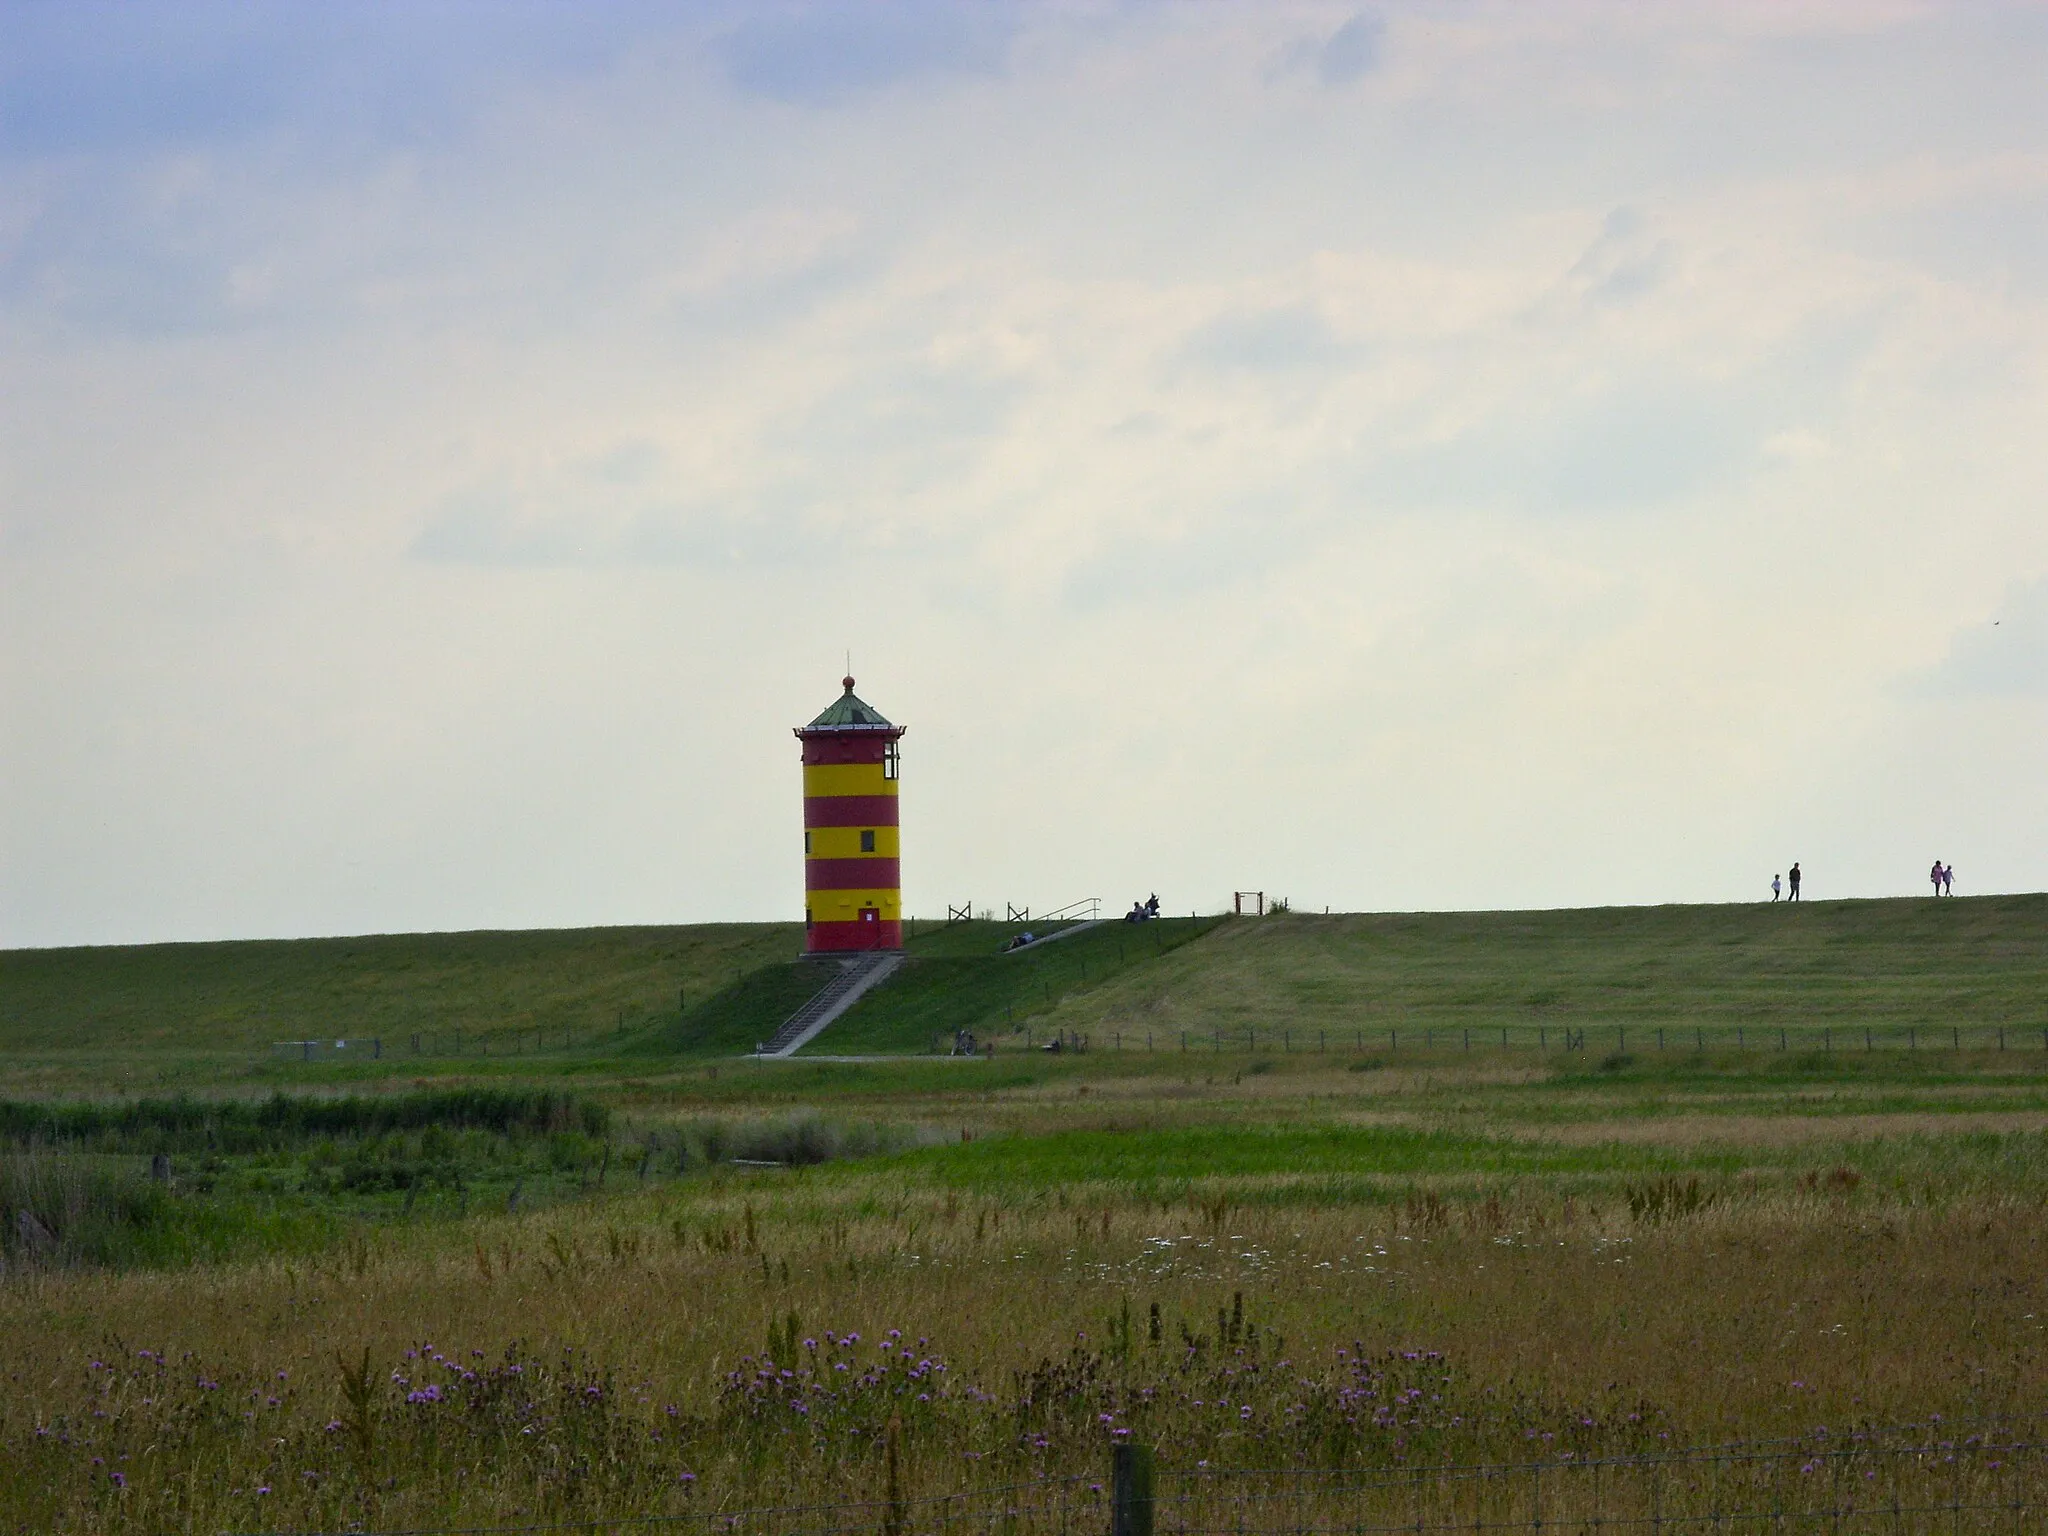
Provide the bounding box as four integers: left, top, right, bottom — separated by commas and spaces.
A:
801, 676, 896, 731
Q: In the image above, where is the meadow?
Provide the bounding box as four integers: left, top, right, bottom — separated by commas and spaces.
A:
2, 896, 2046, 1532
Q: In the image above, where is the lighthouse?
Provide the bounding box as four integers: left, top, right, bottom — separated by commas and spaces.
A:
795, 676, 905, 953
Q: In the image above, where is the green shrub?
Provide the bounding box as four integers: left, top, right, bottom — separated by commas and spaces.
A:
0, 1088, 608, 1154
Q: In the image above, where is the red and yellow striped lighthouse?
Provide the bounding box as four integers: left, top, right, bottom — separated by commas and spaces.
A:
796, 676, 905, 953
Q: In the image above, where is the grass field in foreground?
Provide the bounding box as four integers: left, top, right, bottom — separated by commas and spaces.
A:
5, 1098, 2048, 1532
0, 897, 2045, 1528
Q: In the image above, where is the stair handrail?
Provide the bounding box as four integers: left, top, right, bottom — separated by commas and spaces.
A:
1031, 897, 1101, 924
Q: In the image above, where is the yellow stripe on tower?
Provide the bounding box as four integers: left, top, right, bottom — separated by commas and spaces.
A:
806, 826, 900, 859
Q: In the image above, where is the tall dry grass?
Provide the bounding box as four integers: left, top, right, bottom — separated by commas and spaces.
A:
2, 1170, 2044, 1532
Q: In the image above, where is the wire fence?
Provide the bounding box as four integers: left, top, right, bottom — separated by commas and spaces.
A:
265, 1022, 2048, 1063
1079, 1023, 2048, 1056
228, 1430, 2048, 1536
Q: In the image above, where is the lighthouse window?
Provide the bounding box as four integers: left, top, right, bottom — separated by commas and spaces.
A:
860, 829, 876, 853
883, 740, 899, 780
804, 831, 811, 854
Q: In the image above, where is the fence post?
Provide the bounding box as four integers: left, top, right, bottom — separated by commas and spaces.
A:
1112, 1443, 1155, 1536
883, 1415, 905, 1536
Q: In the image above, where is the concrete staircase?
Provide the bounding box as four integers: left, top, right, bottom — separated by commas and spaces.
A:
1003, 919, 1106, 953
756, 952, 904, 1057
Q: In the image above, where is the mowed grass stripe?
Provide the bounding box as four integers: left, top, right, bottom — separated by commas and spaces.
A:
882, 1122, 1719, 1188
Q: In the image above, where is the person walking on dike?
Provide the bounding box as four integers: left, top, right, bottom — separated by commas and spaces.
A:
1931, 860, 1944, 897
1788, 862, 1801, 901
1942, 863, 1954, 896
1771, 873, 1782, 902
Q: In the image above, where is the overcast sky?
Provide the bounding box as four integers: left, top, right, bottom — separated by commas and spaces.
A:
4, 1, 2046, 948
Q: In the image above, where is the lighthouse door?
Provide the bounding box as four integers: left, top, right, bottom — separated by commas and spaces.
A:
858, 906, 880, 946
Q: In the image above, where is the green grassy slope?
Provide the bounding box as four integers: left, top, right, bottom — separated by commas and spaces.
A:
0, 923, 801, 1053
629, 960, 835, 1057
879, 1121, 1719, 1193
7, 897, 2043, 1074
801, 917, 1214, 1053
1042, 894, 2048, 1044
